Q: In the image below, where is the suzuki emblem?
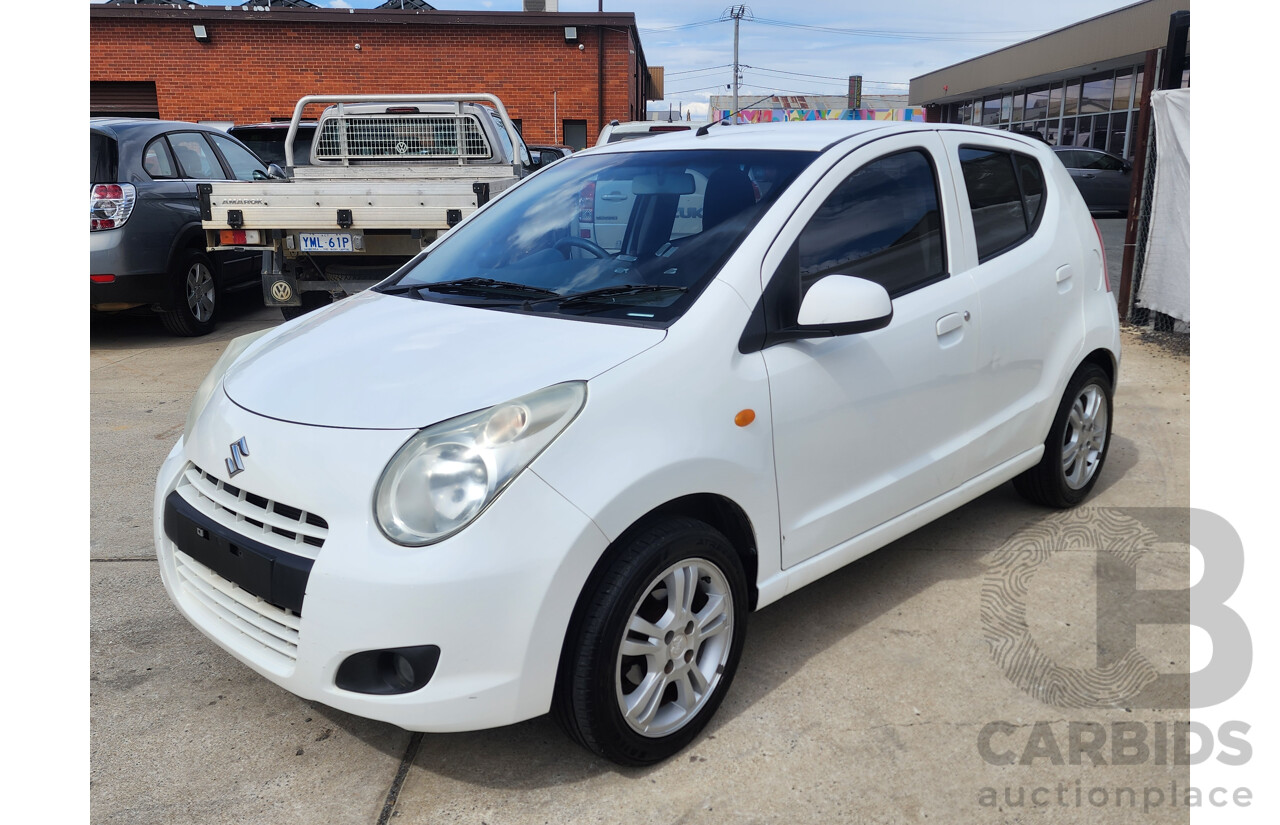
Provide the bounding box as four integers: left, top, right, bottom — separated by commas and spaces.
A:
226, 437, 250, 478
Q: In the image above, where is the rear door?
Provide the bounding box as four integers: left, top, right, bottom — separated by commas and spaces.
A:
939, 132, 1085, 471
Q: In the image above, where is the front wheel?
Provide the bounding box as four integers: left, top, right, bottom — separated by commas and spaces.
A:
554, 518, 748, 766
1014, 363, 1113, 507
160, 250, 218, 336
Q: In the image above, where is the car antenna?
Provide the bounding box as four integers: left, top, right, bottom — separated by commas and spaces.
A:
695, 93, 776, 137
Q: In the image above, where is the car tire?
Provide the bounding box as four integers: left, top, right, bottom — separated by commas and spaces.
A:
160, 250, 218, 337
280, 290, 334, 321
1014, 363, 1113, 508
554, 517, 748, 766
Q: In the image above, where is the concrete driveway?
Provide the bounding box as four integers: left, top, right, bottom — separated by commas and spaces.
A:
91, 231, 1192, 824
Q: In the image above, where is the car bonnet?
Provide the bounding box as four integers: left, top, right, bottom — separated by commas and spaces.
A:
222, 290, 665, 430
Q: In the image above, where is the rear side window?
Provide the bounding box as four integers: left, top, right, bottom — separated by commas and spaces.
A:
959, 147, 1046, 261
142, 137, 177, 178
169, 132, 227, 180
209, 133, 267, 181
797, 149, 946, 297
90, 131, 117, 183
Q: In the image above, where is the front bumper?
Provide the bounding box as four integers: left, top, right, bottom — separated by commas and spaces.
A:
153, 390, 609, 732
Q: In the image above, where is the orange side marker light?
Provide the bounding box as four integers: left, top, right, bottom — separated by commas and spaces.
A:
734, 409, 756, 427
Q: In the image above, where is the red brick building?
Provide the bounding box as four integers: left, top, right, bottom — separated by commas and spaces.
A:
89, 3, 657, 149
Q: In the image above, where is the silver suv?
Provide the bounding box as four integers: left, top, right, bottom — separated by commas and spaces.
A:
90, 118, 268, 336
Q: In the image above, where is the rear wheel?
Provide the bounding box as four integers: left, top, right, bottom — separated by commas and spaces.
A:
554, 518, 748, 766
1014, 363, 1113, 507
160, 250, 218, 336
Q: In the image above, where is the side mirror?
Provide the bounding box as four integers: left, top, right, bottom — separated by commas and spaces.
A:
796, 275, 893, 335
1122, 160, 1133, 173
266, 163, 289, 180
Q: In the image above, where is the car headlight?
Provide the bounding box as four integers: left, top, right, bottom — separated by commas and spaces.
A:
183, 329, 272, 441
375, 382, 587, 547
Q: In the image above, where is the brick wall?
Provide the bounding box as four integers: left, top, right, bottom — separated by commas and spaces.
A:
90, 13, 642, 146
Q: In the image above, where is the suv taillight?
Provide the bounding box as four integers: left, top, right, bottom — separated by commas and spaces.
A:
90, 183, 136, 231
578, 181, 596, 224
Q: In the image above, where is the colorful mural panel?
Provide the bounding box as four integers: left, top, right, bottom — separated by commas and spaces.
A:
710, 108, 926, 123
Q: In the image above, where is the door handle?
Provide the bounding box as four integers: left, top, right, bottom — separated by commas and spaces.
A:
936, 312, 965, 337
1056, 264, 1073, 283
600, 192, 627, 202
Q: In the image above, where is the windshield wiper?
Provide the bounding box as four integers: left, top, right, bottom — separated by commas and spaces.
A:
551, 284, 688, 308
380, 278, 561, 300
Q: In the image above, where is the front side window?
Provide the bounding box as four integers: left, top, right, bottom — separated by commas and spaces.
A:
169, 132, 226, 180
1080, 150, 1124, 172
383, 148, 817, 326
796, 149, 946, 299
959, 146, 1046, 261
209, 133, 267, 181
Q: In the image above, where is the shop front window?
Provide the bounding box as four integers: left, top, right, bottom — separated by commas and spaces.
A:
1081, 72, 1113, 114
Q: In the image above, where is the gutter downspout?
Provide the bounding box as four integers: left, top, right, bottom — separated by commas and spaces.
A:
597, 25, 605, 139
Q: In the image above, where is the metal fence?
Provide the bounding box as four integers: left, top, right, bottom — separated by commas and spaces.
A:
1124, 97, 1188, 336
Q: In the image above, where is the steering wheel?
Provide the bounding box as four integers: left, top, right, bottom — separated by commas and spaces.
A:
555, 236, 610, 259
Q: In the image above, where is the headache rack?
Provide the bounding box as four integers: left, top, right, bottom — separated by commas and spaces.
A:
313, 109, 491, 165
286, 94, 522, 169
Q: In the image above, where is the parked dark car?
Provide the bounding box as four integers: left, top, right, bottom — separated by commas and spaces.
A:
1052, 146, 1132, 216
90, 118, 269, 335
228, 120, 318, 167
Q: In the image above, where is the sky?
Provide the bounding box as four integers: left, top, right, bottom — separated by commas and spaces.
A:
327, 0, 1147, 118
92, 0, 1151, 120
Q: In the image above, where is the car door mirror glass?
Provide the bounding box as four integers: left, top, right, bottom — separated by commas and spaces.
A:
796, 275, 893, 334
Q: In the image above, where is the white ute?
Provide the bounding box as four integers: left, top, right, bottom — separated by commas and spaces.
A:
200, 93, 532, 318
157, 119, 1120, 766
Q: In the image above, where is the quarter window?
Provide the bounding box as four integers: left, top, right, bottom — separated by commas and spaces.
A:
797, 150, 946, 298
142, 137, 177, 178
959, 147, 1046, 261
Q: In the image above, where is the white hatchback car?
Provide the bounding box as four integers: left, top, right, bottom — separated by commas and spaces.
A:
156, 120, 1120, 766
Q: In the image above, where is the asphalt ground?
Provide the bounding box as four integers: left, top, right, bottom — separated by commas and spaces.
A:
91, 220, 1194, 824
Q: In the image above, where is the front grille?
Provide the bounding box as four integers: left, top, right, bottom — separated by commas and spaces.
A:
175, 463, 328, 560
174, 549, 300, 665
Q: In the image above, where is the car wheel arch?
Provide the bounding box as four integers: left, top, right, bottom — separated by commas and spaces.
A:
554, 493, 759, 692
167, 222, 215, 275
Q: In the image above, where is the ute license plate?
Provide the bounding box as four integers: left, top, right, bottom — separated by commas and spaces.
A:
299, 232, 354, 252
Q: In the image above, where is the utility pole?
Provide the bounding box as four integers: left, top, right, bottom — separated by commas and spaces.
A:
729, 5, 746, 117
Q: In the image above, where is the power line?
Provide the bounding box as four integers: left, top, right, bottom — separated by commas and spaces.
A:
743, 64, 907, 86
750, 17, 1027, 43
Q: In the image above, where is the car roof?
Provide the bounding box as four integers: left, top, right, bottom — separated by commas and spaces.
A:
581, 119, 982, 156
595, 120, 1056, 157
90, 118, 228, 139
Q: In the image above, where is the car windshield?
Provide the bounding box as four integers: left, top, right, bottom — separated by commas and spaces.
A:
230, 127, 314, 166
382, 148, 817, 325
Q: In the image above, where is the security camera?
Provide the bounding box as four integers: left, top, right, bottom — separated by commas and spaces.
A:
578, 43, 585, 51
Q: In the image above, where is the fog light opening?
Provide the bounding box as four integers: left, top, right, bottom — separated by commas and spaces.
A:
335, 645, 440, 695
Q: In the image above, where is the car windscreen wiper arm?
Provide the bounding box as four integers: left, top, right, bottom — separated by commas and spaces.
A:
550, 284, 688, 308
380, 278, 561, 299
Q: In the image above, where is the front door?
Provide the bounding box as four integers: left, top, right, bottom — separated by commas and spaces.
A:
759, 133, 984, 569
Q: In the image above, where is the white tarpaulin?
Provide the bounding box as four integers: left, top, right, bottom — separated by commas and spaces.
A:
1136, 88, 1190, 324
